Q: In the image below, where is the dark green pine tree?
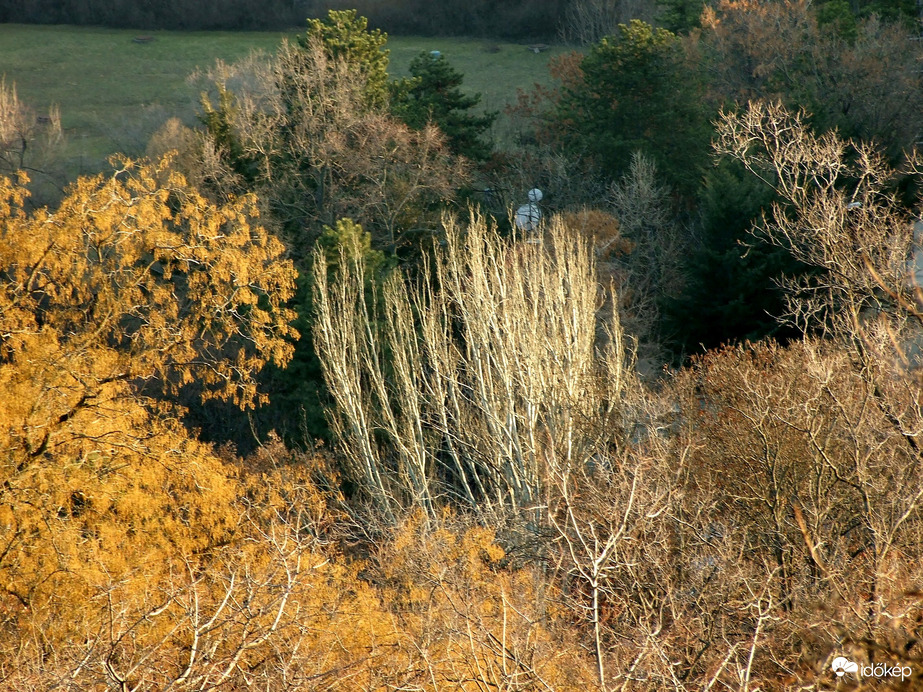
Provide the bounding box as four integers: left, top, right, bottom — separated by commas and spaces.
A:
393, 51, 497, 161
658, 0, 706, 33
662, 159, 805, 358
554, 20, 711, 199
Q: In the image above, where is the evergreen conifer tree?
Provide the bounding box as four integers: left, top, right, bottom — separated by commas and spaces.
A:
302, 9, 391, 109
555, 20, 710, 198
393, 52, 496, 161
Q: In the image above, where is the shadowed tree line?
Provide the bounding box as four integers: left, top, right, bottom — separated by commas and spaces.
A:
0, 0, 569, 37
0, 0, 303, 30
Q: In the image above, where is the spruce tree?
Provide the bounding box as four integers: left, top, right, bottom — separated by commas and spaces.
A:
393, 51, 496, 161
554, 20, 710, 198
663, 159, 803, 357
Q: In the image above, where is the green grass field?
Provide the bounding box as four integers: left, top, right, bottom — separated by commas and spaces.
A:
0, 24, 569, 177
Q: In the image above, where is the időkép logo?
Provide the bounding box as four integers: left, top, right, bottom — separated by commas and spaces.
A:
832, 656, 912, 681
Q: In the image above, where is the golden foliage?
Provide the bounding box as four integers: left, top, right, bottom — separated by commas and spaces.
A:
0, 160, 299, 682
368, 514, 597, 690
0, 157, 297, 414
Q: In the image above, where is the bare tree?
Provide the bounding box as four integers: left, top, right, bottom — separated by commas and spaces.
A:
546, 438, 678, 689
188, 40, 465, 255
0, 78, 62, 177
714, 100, 923, 380
0, 78, 64, 207
313, 213, 632, 519
563, 0, 659, 45
608, 151, 687, 361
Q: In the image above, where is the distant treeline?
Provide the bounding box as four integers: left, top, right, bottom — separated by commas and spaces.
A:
0, 0, 299, 30
0, 0, 567, 37
306, 0, 568, 38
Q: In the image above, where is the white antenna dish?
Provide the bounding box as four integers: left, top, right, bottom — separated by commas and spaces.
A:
515, 188, 544, 235
515, 203, 542, 233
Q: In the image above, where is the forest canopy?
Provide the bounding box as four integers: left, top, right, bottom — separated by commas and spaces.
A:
2, 4, 923, 689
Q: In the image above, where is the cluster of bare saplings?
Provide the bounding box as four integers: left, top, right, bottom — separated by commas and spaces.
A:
2, 91, 923, 689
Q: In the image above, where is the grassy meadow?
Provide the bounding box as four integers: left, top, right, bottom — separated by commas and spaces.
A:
0, 23, 569, 177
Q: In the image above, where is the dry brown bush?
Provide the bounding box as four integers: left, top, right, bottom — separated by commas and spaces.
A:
670, 338, 923, 688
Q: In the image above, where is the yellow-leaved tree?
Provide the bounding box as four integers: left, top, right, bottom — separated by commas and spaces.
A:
0, 159, 299, 684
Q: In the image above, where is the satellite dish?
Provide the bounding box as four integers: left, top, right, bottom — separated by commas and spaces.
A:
515, 203, 542, 232
515, 188, 544, 237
